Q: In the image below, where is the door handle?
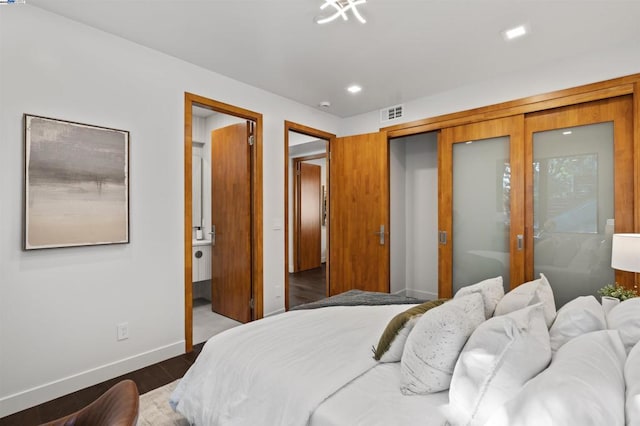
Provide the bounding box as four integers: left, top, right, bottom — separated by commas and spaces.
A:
438, 231, 447, 245
373, 225, 385, 245
516, 234, 523, 251
209, 225, 216, 246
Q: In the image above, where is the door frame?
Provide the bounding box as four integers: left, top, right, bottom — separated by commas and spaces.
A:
184, 92, 263, 352
292, 153, 326, 273
284, 121, 335, 311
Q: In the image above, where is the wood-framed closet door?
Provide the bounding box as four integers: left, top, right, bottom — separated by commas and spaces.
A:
439, 116, 525, 298
330, 132, 389, 295
525, 95, 634, 306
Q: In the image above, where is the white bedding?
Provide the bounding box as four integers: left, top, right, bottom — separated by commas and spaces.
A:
171, 304, 414, 426
310, 363, 449, 426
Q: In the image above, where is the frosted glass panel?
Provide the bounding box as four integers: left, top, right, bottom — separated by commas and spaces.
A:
533, 122, 614, 307
453, 137, 510, 294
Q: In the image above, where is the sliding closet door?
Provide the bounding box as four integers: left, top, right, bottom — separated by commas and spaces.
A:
330, 132, 389, 295
525, 96, 634, 306
439, 116, 524, 298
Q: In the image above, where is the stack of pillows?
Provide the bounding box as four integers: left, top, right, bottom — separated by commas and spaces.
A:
372, 274, 640, 426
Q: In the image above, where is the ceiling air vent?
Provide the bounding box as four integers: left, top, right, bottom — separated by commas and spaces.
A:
380, 104, 404, 122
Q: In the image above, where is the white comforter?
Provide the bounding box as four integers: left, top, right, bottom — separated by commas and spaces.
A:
170, 304, 412, 426
310, 362, 449, 426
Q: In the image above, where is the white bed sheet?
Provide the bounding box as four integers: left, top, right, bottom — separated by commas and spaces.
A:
171, 304, 415, 426
310, 362, 449, 426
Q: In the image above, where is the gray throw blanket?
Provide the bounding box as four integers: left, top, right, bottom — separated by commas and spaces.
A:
290, 289, 424, 310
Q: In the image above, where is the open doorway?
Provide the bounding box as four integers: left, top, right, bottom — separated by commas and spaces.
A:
388, 131, 439, 300
184, 93, 263, 352
284, 122, 334, 310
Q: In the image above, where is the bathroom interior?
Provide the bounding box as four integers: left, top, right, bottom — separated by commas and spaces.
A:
191, 105, 243, 343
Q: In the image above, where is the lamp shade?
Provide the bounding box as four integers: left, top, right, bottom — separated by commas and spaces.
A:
611, 233, 640, 273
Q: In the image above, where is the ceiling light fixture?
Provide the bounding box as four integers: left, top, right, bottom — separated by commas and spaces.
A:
562, 130, 573, 135
503, 25, 528, 40
347, 85, 362, 94
316, 0, 367, 25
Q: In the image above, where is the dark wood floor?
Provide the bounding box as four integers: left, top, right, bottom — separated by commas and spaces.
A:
289, 263, 327, 308
0, 343, 205, 426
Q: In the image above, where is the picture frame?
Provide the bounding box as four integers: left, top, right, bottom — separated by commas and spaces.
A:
24, 114, 130, 250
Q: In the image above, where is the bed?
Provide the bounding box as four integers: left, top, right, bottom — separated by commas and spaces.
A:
170, 279, 640, 426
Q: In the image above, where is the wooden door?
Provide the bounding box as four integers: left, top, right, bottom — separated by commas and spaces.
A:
210, 122, 252, 323
439, 116, 525, 298
329, 132, 389, 295
297, 162, 322, 271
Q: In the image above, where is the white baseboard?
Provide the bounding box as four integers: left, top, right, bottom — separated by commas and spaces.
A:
406, 288, 438, 300
0, 341, 184, 418
265, 308, 285, 317
391, 288, 407, 297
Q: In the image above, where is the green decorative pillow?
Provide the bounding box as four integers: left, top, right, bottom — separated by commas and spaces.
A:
373, 298, 448, 362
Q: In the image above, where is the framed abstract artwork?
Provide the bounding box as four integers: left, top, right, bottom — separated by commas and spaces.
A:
24, 114, 130, 250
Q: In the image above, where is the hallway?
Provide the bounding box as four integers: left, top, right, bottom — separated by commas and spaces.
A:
289, 264, 326, 308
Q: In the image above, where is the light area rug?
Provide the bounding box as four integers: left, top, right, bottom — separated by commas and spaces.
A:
138, 380, 189, 425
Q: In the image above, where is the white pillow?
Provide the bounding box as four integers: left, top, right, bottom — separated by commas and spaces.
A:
494, 273, 556, 327
549, 295, 606, 353
601, 295, 620, 316
454, 276, 504, 319
400, 293, 485, 395
487, 330, 627, 426
626, 340, 640, 426
607, 297, 640, 354
446, 303, 550, 426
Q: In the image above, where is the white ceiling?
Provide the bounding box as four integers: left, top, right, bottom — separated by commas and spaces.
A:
28, 0, 640, 118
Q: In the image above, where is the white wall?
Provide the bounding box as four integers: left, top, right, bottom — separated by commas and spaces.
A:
192, 115, 207, 143
405, 134, 439, 299
191, 116, 206, 235
390, 133, 439, 299
0, 5, 340, 416
389, 140, 406, 295
340, 39, 640, 136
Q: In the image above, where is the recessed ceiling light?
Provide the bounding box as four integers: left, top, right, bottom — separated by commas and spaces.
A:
503, 25, 528, 41
319, 101, 331, 108
347, 85, 362, 94
562, 130, 573, 135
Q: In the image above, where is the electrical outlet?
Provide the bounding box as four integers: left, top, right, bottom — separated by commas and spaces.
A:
117, 322, 129, 341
